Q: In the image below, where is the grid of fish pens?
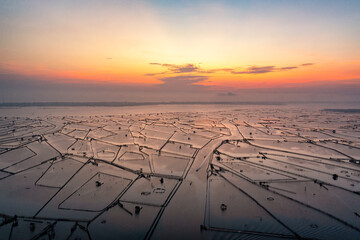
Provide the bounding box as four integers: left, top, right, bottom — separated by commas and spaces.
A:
0, 108, 359, 239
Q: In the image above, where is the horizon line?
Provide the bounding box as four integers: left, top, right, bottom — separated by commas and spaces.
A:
1, 101, 360, 107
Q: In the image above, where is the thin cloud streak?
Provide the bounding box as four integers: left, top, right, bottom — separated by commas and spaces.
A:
149, 63, 200, 74
231, 66, 276, 74
147, 62, 315, 76
301, 63, 315, 66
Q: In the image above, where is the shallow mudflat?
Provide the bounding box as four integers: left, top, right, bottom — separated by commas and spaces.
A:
0, 106, 360, 239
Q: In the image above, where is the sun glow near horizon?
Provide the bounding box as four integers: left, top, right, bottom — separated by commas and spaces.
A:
0, 0, 359, 102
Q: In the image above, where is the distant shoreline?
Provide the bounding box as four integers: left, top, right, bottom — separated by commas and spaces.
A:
323, 109, 360, 113
1, 101, 359, 108
0, 101, 287, 107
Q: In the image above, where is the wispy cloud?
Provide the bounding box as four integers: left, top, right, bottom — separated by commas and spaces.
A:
278, 66, 298, 70
231, 66, 276, 74
231, 65, 301, 74
149, 63, 200, 74
147, 62, 315, 76
301, 63, 315, 66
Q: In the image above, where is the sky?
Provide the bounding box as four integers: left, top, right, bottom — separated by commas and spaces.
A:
0, 0, 359, 102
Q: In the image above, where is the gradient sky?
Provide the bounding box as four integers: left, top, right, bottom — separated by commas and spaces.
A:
0, 0, 359, 102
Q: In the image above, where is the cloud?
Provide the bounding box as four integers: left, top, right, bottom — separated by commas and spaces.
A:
158, 75, 208, 85
0, 72, 212, 102
0, 72, 358, 103
152, 75, 209, 92
147, 62, 313, 76
231, 66, 276, 74
219, 92, 237, 96
144, 73, 157, 76
231, 65, 300, 74
301, 63, 315, 66
278, 66, 297, 70
148, 63, 200, 75
169, 64, 199, 73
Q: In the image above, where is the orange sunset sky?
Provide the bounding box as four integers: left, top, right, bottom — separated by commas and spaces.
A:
0, 0, 359, 102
